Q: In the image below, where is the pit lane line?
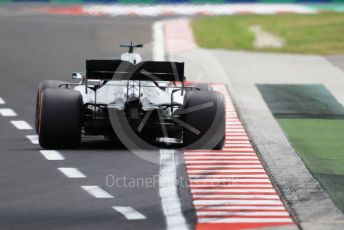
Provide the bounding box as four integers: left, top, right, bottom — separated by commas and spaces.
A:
0, 102, 146, 221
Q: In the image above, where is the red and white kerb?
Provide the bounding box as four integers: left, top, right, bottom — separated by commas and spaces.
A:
184, 84, 294, 230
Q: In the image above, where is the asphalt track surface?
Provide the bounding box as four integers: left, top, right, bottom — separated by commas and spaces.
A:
0, 15, 195, 230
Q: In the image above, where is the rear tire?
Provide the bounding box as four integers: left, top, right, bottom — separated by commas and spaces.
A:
38, 88, 82, 149
214, 136, 225, 150
182, 91, 225, 150
35, 80, 67, 133
192, 83, 212, 91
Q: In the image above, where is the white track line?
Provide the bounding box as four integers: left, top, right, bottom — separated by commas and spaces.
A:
0, 108, 17, 117
40, 150, 65, 160
153, 21, 165, 61
10, 120, 32, 130
159, 149, 188, 230
26, 135, 39, 144
81, 185, 114, 198
155, 20, 187, 230
0, 97, 4, 104
198, 218, 293, 223
58, 168, 86, 178
112, 206, 146, 220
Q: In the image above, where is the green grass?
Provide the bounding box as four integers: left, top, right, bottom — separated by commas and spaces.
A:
278, 118, 344, 211
192, 13, 344, 55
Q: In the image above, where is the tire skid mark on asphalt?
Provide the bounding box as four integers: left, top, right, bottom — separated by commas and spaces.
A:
10, 120, 32, 130
112, 206, 147, 220
184, 84, 294, 228
0, 108, 17, 117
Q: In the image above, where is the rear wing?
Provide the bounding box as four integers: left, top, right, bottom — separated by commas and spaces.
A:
86, 60, 185, 82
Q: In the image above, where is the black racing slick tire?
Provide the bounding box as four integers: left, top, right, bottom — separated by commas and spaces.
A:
35, 80, 67, 133
181, 91, 225, 150
38, 88, 82, 149
192, 83, 213, 91
214, 136, 225, 150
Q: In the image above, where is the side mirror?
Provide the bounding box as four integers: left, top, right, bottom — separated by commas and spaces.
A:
72, 72, 85, 80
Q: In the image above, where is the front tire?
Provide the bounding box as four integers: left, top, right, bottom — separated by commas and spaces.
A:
38, 88, 82, 149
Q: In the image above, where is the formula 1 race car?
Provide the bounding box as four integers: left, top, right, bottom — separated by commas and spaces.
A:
35, 43, 225, 149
